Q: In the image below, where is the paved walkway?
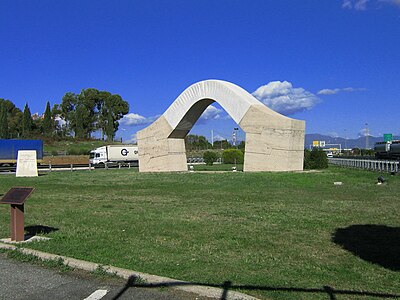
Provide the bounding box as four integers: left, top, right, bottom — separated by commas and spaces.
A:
0, 241, 257, 300
0, 254, 212, 300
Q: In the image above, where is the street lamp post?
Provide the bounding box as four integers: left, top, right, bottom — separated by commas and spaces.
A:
232, 127, 239, 148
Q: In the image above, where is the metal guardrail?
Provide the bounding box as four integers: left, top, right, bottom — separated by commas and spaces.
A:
187, 157, 223, 164
0, 162, 139, 173
329, 158, 399, 173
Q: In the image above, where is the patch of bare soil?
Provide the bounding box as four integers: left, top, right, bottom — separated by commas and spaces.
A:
42, 155, 89, 165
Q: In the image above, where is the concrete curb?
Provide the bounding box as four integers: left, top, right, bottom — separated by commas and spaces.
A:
0, 242, 259, 300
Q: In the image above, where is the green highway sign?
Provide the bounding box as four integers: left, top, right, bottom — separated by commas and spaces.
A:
384, 134, 393, 142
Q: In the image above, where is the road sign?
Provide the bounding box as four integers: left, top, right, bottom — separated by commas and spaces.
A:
384, 134, 393, 142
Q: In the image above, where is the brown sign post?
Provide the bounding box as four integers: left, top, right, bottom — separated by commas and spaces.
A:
0, 187, 34, 242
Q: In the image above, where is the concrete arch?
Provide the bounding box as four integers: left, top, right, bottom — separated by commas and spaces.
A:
137, 80, 305, 172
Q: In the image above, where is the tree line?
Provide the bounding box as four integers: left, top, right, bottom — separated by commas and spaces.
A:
0, 88, 129, 142
185, 134, 245, 151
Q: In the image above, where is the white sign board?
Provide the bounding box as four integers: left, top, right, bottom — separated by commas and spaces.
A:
16, 150, 38, 177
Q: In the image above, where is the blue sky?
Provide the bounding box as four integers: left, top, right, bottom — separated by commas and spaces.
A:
1, 0, 399, 143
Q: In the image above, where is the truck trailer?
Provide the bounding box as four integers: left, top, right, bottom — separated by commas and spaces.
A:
89, 145, 139, 165
0, 139, 44, 166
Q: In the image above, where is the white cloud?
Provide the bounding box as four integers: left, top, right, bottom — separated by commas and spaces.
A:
342, 0, 369, 10
379, 0, 400, 6
213, 134, 226, 141
252, 81, 320, 115
342, 0, 353, 9
199, 105, 223, 121
317, 89, 340, 95
355, 0, 369, 10
358, 128, 375, 137
327, 132, 339, 138
343, 0, 400, 9
119, 113, 159, 126
125, 133, 137, 144
317, 87, 367, 95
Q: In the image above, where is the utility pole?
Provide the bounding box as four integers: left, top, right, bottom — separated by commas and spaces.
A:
211, 130, 214, 147
232, 128, 238, 148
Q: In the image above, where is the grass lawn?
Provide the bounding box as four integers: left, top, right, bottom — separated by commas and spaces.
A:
0, 167, 399, 299
188, 163, 243, 171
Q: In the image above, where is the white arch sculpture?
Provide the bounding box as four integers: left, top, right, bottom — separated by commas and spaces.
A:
137, 80, 305, 172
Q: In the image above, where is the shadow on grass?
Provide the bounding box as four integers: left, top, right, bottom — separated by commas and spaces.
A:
332, 224, 400, 271
111, 276, 399, 300
25, 225, 59, 238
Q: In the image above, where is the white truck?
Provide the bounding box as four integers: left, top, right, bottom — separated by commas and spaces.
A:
89, 145, 139, 165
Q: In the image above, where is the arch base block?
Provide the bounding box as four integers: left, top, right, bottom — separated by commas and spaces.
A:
137, 116, 188, 173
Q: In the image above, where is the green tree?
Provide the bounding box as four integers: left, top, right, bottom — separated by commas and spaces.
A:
185, 134, 212, 150
61, 91, 96, 138
105, 109, 115, 141
304, 148, 328, 169
212, 139, 232, 150
51, 104, 66, 137
78, 88, 100, 137
60, 92, 77, 136
74, 104, 85, 139
60, 88, 129, 140
0, 99, 23, 138
61, 91, 95, 138
203, 151, 219, 165
222, 149, 244, 164
42, 101, 53, 136
97, 92, 129, 141
22, 103, 33, 138
0, 102, 9, 138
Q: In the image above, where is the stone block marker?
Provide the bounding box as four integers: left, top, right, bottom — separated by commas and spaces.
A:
16, 150, 38, 177
137, 80, 305, 172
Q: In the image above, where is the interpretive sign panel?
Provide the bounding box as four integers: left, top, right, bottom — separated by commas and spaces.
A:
16, 150, 38, 177
0, 187, 35, 205
0, 187, 34, 242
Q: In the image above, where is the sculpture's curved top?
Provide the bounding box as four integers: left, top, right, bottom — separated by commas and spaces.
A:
163, 79, 286, 130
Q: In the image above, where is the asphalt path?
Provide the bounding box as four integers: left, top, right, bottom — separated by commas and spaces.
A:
0, 253, 212, 300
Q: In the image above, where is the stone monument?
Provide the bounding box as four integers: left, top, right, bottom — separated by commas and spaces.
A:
16, 150, 38, 177
137, 80, 305, 172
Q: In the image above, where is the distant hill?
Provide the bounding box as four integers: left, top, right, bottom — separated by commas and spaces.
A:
305, 134, 400, 150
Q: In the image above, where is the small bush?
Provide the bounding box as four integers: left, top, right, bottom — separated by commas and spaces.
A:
304, 148, 328, 169
79, 148, 90, 155
51, 150, 58, 156
67, 147, 90, 156
303, 149, 312, 169
203, 151, 219, 165
222, 149, 244, 164
67, 148, 79, 155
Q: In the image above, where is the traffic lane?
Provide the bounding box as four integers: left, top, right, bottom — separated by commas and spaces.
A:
0, 254, 213, 300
